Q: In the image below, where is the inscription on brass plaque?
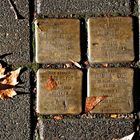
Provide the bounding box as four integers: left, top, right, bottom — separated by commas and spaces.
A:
37, 69, 82, 114
88, 68, 134, 113
88, 17, 134, 63
35, 19, 80, 63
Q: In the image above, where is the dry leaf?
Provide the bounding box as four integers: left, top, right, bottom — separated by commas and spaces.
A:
44, 76, 57, 91
0, 64, 21, 100
0, 64, 6, 79
53, 115, 63, 120
0, 67, 21, 85
69, 59, 82, 69
85, 96, 108, 113
112, 132, 135, 140
0, 88, 17, 100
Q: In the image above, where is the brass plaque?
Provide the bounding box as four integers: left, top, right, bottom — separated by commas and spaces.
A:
37, 69, 82, 114
88, 17, 134, 63
35, 19, 80, 63
88, 68, 134, 113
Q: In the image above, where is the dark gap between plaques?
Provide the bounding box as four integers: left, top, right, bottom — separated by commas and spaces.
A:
134, 69, 140, 113
30, 69, 37, 140
29, 0, 36, 139
81, 69, 87, 114
132, 17, 139, 62
80, 18, 88, 63
132, 69, 140, 139
80, 18, 88, 113
133, 69, 140, 113
133, 119, 140, 140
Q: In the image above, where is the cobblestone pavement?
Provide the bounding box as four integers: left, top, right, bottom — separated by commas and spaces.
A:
0, 0, 140, 140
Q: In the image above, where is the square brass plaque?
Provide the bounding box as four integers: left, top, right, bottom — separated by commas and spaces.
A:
88, 68, 134, 113
35, 19, 80, 63
37, 69, 82, 114
88, 17, 134, 63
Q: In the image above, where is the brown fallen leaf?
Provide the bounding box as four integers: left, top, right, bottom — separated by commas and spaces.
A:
0, 88, 17, 100
0, 64, 6, 79
112, 132, 135, 140
0, 67, 21, 85
44, 76, 57, 91
85, 96, 108, 113
53, 115, 63, 120
0, 64, 21, 100
69, 59, 82, 69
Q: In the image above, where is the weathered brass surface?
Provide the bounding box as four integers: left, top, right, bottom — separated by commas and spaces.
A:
37, 69, 82, 114
35, 19, 80, 63
88, 68, 134, 113
88, 17, 134, 63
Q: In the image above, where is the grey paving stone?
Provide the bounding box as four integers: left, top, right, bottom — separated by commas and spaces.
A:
35, 0, 134, 17
38, 118, 135, 140
0, 94, 31, 140
0, 69, 31, 140
0, 0, 30, 64
0, 1, 31, 140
